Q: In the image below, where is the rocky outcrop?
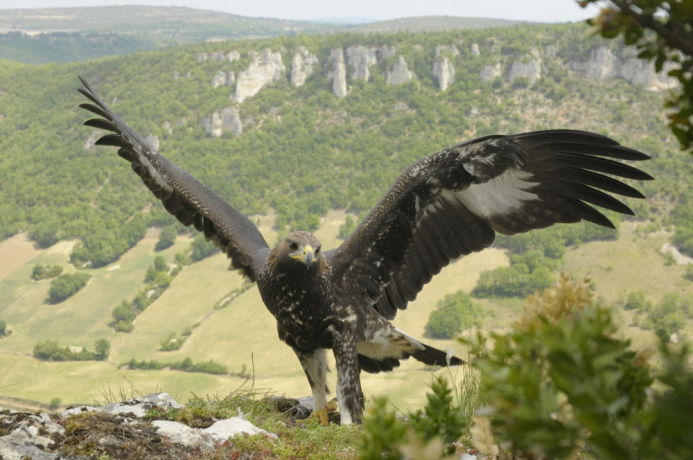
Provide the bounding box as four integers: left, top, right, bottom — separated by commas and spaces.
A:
509, 48, 542, 84
471, 43, 480, 56
290, 46, 319, 87
233, 49, 286, 103
569, 46, 677, 90
212, 71, 235, 88
435, 44, 460, 57
378, 45, 396, 59
386, 56, 416, 85
327, 48, 347, 98
0, 393, 279, 459
480, 63, 502, 82
202, 108, 243, 138
433, 56, 455, 91
226, 51, 241, 62
346, 45, 378, 81
144, 134, 160, 151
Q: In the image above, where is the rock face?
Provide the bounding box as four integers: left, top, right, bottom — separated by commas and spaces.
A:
435, 44, 460, 57
226, 51, 241, 62
569, 46, 677, 90
202, 108, 243, 138
212, 71, 235, 88
378, 45, 396, 59
386, 56, 416, 85
0, 393, 278, 459
290, 46, 319, 87
233, 49, 286, 103
509, 48, 542, 84
327, 48, 348, 98
144, 134, 160, 151
433, 56, 455, 91
152, 418, 276, 451
480, 63, 503, 82
470, 43, 480, 56
346, 45, 378, 81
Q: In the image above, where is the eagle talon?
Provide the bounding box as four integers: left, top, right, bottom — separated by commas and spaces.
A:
311, 408, 330, 426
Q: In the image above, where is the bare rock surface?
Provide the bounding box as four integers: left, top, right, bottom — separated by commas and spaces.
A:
60, 392, 183, 418
152, 417, 277, 451
386, 56, 416, 85
201, 107, 243, 138
435, 44, 460, 57
433, 56, 455, 91
508, 48, 542, 84
233, 49, 286, 103
327, 48, 348, 98
480, 63, 502, 82
346, 45, 378, 81
291, 46, 319, 87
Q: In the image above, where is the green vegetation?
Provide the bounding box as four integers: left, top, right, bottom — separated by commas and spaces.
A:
31, 264, 63, 280
338, 215, 357, 240
159, 331, 186, 351
47, 272, 91, 303
190, 234, 219, 262
632, 293, 693, 342
124, 357, 228, 375
472, 221, 618, 298
425, 291, 483, 339
0, 320, 10, 338
33, 339, 110, 361
213, 279, 254, 309
155, 225, 178, 251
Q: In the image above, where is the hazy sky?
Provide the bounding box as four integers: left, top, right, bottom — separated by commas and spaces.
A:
0, 0, 600, 23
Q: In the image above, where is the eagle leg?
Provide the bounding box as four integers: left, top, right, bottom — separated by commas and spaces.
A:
333, 328, 364, 425
293, 348, 330, 426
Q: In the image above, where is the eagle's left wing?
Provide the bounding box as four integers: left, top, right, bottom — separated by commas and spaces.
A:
329, 130, 652, 320
77, 77, 269, 280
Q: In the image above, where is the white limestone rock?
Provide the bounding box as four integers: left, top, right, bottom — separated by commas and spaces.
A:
196, 52, 208, 62
144, 134, 160, 151
433, 56, 455, 91
568, 46, 677, 90
386, 56, 416, 85
152, 417, 276, 451
210, 51, 226, 62
172, 71, 180, 80
61, 392, 183, 419
509, 48, 542, 84
290, 46, 319, 87
480, 63, 503, 83
435, 44, 460, 57
233, 49, 286, 103
470, 43, 480, 56
201, 108, 243, 138
327, 48, 348, 98
83, 130, 101, 149
346, 45, 378, 81
212, 71, 227, 88
378, 45, 396, 59
226, 50, 240, 62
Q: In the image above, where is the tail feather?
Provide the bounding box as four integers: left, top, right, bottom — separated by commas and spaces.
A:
411, 342, 464, 367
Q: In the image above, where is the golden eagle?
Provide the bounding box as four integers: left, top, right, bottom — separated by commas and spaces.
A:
77, 77, 651, 425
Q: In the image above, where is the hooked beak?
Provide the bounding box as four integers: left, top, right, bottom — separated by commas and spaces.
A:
303, 245, 314, 269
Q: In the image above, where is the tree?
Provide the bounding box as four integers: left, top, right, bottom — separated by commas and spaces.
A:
580, 0, 693, 150
94, 339, 110, 360
425, 291, 483, 339
47, 273, 91, 304
155, 225, 177, 251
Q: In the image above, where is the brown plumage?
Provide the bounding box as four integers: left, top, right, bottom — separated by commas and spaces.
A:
77, 77, 652, 425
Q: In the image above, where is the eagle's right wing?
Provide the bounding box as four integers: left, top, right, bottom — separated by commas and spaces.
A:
78, 77, 269, 280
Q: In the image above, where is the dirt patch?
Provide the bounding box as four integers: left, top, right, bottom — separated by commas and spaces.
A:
0, 234, 43, 280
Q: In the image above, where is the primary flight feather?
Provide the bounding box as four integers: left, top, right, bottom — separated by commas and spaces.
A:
77, 76, 652, 424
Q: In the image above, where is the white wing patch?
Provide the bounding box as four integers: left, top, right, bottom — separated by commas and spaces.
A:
356, 326, 424, 360
131, 139, 173, 194
452, 169, 538, 218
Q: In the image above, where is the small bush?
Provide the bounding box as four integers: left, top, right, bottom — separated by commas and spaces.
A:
114, 320, 134, 333
160, 332, 185, 351
625, 290, 652, 311
155, 225, 177, 251
640, 293, 691, 341
31, 264, 63, 281
33, 339, 110, 361
47, 272, 91, 304
190, 235, 219, 262
338, 215, 357, 239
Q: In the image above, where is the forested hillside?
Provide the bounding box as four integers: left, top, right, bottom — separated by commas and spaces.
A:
0, 22, 683, 266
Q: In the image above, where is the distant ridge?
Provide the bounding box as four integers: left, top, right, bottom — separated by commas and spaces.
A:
347, 16, 524, 32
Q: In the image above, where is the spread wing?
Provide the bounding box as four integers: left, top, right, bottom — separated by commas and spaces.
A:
77, 77, 269, 280
330, 130, 652, 320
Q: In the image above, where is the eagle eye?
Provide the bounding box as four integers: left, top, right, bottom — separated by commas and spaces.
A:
315, 247, 321, 255
288, 242, 299, 251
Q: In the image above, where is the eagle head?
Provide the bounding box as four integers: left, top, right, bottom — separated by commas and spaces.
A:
279, 231, 322, 270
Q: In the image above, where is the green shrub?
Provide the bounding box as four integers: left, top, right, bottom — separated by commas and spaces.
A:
125, 357, 228, 375
155, 225, 177, 251
190, 234, 219, 262
338, 215, 357, 239
31, 264, 63, 281
112, 301, 136, 323
625, 290, 652, 311
160, 332, 185, 351
425, 291, 483, 339
114, 320, 134, 333
33, 339, 110, 361
640, 293, 691, 341
47, 272, 91, 303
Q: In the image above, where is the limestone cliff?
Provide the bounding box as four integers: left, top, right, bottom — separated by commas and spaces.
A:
346, 46, 378, 81
290, 46, 319, 87
508, 48, 542, 84
233, 49, 286, 103
480, 62, 502, 82
433, 56, 455, 91
201, 108, 242, 138
470, 43, 480, 56
327, 48, 347, 98
386, 56, 416, 85
435, 44, 460, 57
569, 46, 677, 90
